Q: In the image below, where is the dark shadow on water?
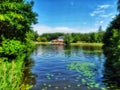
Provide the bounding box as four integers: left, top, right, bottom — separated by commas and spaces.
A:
103, 57, 120, 89
64, 45, 72, 58
22, 58, 37, 87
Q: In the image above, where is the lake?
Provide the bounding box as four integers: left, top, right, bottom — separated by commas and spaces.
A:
29, 45, 106, 90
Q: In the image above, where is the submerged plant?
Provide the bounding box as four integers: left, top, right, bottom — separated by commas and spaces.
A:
68, 61, 106, 89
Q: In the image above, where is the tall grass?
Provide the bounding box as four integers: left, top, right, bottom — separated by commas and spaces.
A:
0, 54, 32, 90
71, 42, 103, 47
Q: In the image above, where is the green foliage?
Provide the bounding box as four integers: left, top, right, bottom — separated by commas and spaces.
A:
36, 36, 41, 42
24, 31, 35, 54
0, 54, 32, 90
0, 0, 37, 60
33, 31, 39, 41
0, 55, 24, 90
73, 34, 80, 43
68, 61, 106, 89
40, 33, 64, 41
40, 37, 48, 42
0, 39, 26, 60
0, 1, 37, 41
25, 31, 35, 42
40, 31, 104, 43
0, 0, 37, 89
0, 31, 34, 60
103, 15, 120, 59
64, 33, 73, 45
103, 14, 120, 88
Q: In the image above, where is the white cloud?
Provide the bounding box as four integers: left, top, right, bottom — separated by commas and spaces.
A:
90, 13, 95, 17
98, 5, 111, 10
90, 4, 116, 28
90, 10, 105, 17
90, 4, 112, 17
111, 15, 116, 19
95, 20, 104, 26
100, 21, 104, 24
32, 24, 98, 35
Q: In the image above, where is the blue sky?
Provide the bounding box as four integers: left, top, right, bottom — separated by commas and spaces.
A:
32, 0, 118, 34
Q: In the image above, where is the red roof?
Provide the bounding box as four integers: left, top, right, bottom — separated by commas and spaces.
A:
52, 39, 64, 42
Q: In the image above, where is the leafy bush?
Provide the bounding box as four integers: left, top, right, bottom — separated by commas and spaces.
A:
40, 37, 48, 42
64, 34, 73, 45
103, 15, 120, 88
25, 31, 35, 54
0, 39, 26, 59
36, 37, 41, 42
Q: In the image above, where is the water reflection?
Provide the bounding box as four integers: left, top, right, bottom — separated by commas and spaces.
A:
64, 45, 72, 58
82, 46, 102, 51
30, 45, 105, 90
22, 58, 36, 88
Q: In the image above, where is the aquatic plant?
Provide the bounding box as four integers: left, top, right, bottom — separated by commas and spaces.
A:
68, 61, 106, 89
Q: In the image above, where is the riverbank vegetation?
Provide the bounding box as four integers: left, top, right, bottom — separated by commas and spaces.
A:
0, 0, 37, 89
71, 42, 103, 47
36, 30, 104, 43
35, 28, 104, 46
103, 0, 120, 89
0, 0, 120, 89
34, 42, 103, 47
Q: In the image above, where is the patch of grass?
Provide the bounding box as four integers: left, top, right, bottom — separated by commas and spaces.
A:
34, 42, 103, 47
0, 54, 32, 90
71, 42, 103, 47
34, 42, 51, 45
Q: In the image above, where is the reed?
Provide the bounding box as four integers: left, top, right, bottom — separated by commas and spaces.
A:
0, 54, 32, 90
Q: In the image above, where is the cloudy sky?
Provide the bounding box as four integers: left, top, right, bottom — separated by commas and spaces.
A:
32, 0, 118, 34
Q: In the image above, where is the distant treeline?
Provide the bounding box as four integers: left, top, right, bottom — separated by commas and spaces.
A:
35, 30, 105, 43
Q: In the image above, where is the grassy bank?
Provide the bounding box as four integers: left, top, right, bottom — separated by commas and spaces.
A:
0, 55, 24, 90
34, 42, 103, 47
71, 42, 103, 47
34, 42, 51, 45
0, 55, 32, 90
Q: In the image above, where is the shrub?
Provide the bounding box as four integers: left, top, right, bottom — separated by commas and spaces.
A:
0, 39, 26, 60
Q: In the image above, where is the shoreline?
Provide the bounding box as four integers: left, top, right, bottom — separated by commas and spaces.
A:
34, 42, 103, 47
71, 42, 103, 47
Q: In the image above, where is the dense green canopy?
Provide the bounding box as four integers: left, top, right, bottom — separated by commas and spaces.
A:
103, 0, 120, 87
0, 0, 37, 41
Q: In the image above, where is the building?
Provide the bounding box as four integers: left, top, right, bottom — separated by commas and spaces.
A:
51, 36, 64, 44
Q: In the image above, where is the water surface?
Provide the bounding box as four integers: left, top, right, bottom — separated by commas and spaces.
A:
30, 45, 105, 90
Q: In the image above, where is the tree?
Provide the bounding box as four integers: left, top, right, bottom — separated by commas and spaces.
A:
36, 37, 41, 42
40, 37, 48, 42
118, 0, 120, 13
73, 34, 80, 43
0, 0, 37, 61
41, 33, 64, 41
0, 0, 37, 42
103, 1, 120, 87
64, 34, 73, 45
98, 32, 104, 42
